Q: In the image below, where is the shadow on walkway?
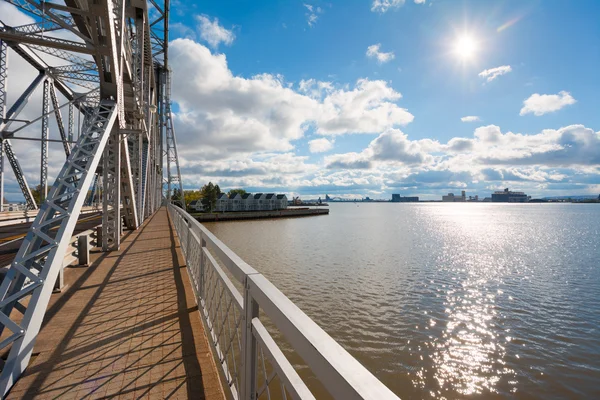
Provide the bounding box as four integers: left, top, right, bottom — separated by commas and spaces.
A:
6, 208, 224, 399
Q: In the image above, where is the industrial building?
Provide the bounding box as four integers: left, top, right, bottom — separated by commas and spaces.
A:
392, 194, 419, 202
491, 188, 530, 203
442, 191, 466, 202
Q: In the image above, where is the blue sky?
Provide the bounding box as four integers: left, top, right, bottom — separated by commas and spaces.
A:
2, 0, 600, 201
163, 0, 600, 200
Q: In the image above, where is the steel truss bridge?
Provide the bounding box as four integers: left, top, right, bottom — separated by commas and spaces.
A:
0, 0, 183, 395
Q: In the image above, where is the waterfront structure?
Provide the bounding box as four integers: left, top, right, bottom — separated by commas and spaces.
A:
277, 194, 288, 209
392, 194, 419, 202
188, 200, 205, 212
229, 193, 243, 211
492, 188, 530, 202
254, 193, 267, 210
210, 192, 288, 212
442, 191, 466, 202
215, 193, 229, 212
241, 193, 253, 210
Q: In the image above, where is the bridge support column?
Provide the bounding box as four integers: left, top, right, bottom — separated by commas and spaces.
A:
102, 127, 121, 251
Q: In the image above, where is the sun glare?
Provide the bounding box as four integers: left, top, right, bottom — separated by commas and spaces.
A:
454, 35, 477, 60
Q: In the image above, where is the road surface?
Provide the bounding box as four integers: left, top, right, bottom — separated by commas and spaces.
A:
0, 213, 102, 267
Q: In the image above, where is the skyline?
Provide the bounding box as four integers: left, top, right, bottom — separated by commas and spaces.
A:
2, 0, 600, 201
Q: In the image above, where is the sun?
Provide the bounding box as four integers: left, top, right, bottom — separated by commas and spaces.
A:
454, 35, 477, 60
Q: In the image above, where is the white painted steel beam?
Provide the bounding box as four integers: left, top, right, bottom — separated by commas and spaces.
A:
40, 78, 49, 199
0, 0, 176, 394
102, 128, 121, 251
0, 101, 117, 397
120, 135, 139, 230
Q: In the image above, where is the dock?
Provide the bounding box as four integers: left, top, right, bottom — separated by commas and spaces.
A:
192, 207, 329, 222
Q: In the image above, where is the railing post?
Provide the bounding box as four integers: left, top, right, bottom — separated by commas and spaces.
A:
241, 277, 259, 400
185, 218, 192, 261
96, 226, 102, 247
78, 234, 90, 266
199, 233, 206, 300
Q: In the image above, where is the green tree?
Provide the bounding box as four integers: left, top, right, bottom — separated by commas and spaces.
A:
30, 184, 44, 205
200, 182, 222, 212
227, 188, 247, 197
171, 188, 184, 207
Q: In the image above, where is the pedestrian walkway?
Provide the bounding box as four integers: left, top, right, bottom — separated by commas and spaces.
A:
6, 208, 225, 399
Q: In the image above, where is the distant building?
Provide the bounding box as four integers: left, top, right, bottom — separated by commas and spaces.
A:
391, 194, 419, 202
215, 193, 229, 212
188, 200, 204, 212
491, 188, 530, 203
229, 193, 243, 211
254, 193, 267, 210
276, 194, 288, 209
442, 191, 466, 202
197, 192, 288, 212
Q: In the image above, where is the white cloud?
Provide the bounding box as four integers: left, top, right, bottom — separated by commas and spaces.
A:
315, 79, 413, 135
414, 0, 426, 3
461, 116, 480, 122
478, 65, 512, 82
371, 0, 405, 13
325, 153, 372, 170
169, 39, 413, 158
368, 129, 432, 164
196, 15, 235, 48
520, 91, 576, 116
309, 138, 334, 153
303, 3, 323, 27
366, 44, 395, 64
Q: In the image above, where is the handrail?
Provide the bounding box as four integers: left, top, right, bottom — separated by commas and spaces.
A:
167, 204, 399, 400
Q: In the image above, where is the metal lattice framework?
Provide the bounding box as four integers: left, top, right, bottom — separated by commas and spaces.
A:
0, 0, 183, 394
163, 68, 183, 207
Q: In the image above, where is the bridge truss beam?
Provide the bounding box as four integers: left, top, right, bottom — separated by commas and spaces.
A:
0, 0, 183, 394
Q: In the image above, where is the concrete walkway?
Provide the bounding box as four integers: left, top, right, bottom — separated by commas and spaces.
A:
6, 208, 225, 399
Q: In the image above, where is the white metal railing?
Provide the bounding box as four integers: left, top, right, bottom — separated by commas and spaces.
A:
167, 204, 399, 400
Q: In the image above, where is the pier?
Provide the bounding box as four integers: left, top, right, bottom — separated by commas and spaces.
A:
192, 207, 329, 222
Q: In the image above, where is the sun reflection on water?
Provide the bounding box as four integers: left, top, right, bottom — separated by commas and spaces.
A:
411, 205, 517, 397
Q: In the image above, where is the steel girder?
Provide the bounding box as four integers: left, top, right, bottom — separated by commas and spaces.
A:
102, 128, 121, 251
49, 81, 71, 157
40, 78, 49, 199
162, 69, 183, 207
0, 101, 117, 396
120, 135, 139, 230
0, 0, 174, 392
0, 40, 6, 211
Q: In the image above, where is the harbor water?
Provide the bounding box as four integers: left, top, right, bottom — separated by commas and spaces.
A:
203, 203, 600, 399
